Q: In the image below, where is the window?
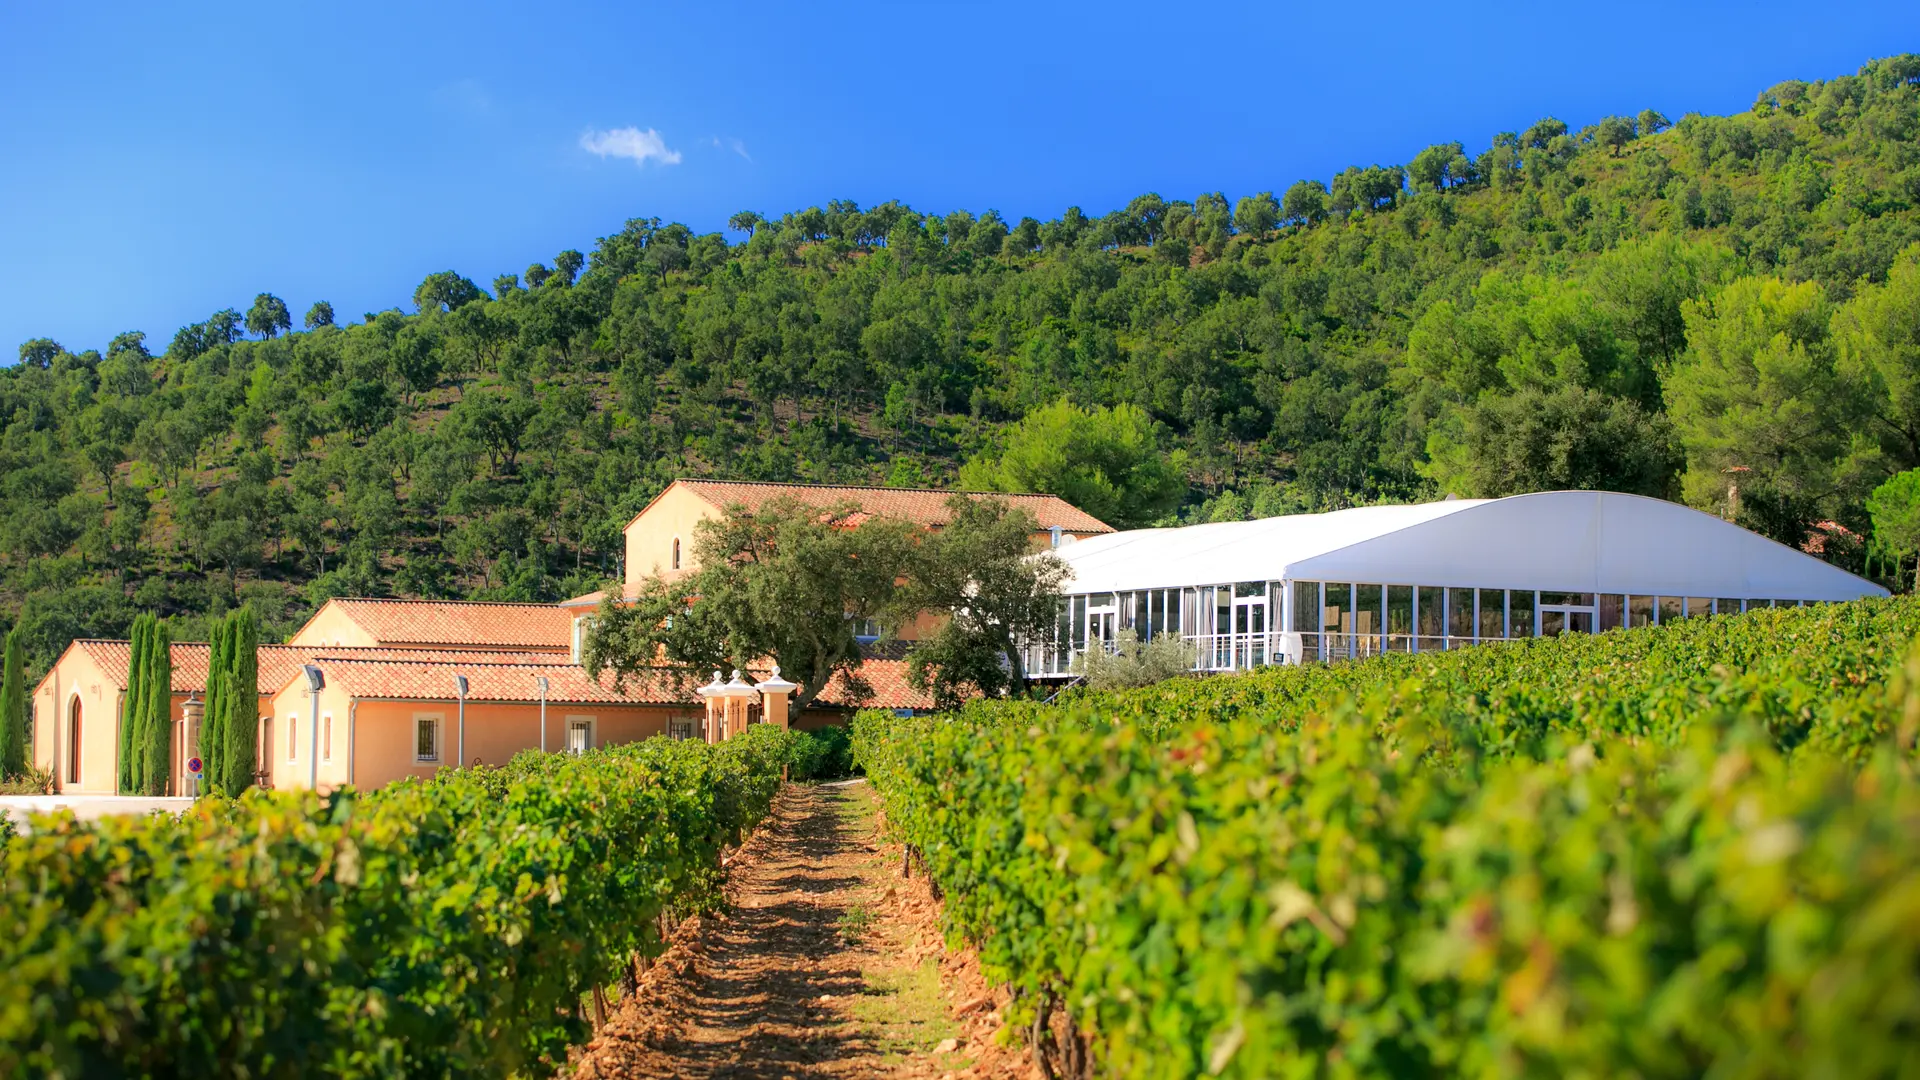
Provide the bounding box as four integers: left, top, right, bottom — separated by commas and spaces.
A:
288, 716, 298, 762
671, 537, 681, 570
66, 696, 82, 784
322, 715, 333, 763
1715, 598, 1741, 615
1416, 586, 1444, 650
850, 616, 883, 641
1745, 598, 1772, 611
1510, 591, 1536, 637
1628, 595, 1655, 628
1687, 597, 1713, 619
1479, 589, 1505, 639
1448, 587, 1475, 643
1598, 594, 1624, 632
565, 716, 596, 755
1292, 581, 1321, 634
415, 714, 442, 763
1658, 596, 1684, 623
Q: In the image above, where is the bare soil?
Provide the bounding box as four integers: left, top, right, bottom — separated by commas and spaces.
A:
572, 781, 1033, 1080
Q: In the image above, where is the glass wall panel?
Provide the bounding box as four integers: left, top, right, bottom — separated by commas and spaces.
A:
1688, 597, 1713, 619
1715, 598, 1741, 615
1325, 583, 1354, 658
1542, 609, 1567, 637
1510, 590, 1536, 637
1387, 586, 1413, 652
1478, 589, 1505, 639
1416, 586, 1444, 652
1165, 589, 1182, 639
1071, 595, 1087, 650
1448, 587, 1475, 643
1628, 595, 1655, 628
1659, 596, 1684, 623
1292, 582, 1321, 633
1598, 594, 1624, 631
1355, 585, 1382, 656
1745, 598, 1771, 611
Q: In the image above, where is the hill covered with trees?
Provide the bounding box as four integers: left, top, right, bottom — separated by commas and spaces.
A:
4, 54, 1920, 669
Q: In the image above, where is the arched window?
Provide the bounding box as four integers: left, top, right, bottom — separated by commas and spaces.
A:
672, 537, 681, 570
67, 696, 82, 784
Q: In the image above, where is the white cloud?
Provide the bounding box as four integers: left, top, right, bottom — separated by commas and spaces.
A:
579, 126, 682, 167
709, 135, 752, 161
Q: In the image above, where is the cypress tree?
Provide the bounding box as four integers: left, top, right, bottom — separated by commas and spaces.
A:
119, 616, 149, 794
0, 628, 26, 780
200, 618, 229, 795
142, 621, 172, 796
226, 610, 259, 795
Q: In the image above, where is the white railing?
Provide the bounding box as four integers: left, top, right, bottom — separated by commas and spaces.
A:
1024, 631, 1506, 677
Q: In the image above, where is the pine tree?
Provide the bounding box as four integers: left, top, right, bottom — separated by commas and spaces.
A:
142, 621, 172, 796
200, 618, 229, 795
226, 610, 259, 795
118, 616, 149, 794
0, 628, 26, 780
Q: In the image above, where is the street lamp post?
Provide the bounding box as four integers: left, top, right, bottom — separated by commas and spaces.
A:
453, 675, 469, 768
301, 665, 324, 790
536, 675, 549, 753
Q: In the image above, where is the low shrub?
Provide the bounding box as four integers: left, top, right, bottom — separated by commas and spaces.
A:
0, 724, 795, 1078
789, 724, 854, 781
854, 599, 1920, 1078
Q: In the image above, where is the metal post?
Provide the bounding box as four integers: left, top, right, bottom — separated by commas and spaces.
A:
302, 665, 325, 790
536, 676, 549, 753
454, 675, 469, 768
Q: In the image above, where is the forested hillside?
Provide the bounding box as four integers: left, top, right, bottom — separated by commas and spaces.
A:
5, 55, 1920, 668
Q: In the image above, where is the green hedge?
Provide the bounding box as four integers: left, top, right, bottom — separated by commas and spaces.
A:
853, 600, 1920, 1078
0, 724, 795, 1078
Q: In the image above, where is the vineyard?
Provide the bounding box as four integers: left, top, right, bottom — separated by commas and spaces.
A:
853, 597, 1920, 1078
0, 723, 796, 1078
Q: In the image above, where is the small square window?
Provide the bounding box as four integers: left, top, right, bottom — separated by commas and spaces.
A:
415, 715, 441, 763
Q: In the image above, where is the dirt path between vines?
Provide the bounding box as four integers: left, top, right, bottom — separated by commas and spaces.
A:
572, 781, 1032, 1080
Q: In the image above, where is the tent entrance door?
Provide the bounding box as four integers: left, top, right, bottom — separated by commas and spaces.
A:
1232, 594, 1267, 668
1085, 596, 1118, 655
1539, 605, 1595, 637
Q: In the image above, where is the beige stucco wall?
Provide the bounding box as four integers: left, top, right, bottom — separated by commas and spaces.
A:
262, 694, 697, 792
288, 602, 383, 648
263, 678, 355, 793
625, 483, 719, 587
32, 649, 122, 794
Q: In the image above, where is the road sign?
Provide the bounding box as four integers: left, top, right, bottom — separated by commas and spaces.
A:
187, 756, 203, 776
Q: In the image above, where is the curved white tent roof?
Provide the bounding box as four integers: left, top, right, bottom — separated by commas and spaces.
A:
1053, 491, 1887, 602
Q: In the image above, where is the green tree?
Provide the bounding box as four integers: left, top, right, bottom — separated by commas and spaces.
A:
304, 300, 335, 330
224, 609, 258, 795
1593, 115, 1638, 155
1667, 276, 1875, 517
246, 293, 292, 340
413, 271, 487, 313
0, 628, 26, 779
1231, 192, 1280, 236
1866, 468, 1920, 588
960, 399, 1186, 528
902, 497, 1069, 707
584, 497, 917, 713
201, 615, 229, 795
117, 615, 150, 794
1280, 180, 1328, 225
1424, 385, 1681, 498
1834, 244, 1920, 471
139, 620, 172, 795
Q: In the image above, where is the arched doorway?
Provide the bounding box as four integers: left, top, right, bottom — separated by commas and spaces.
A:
67, 695, 82, 786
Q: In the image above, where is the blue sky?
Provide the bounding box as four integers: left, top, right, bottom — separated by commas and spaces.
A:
1, 1, 1915, 356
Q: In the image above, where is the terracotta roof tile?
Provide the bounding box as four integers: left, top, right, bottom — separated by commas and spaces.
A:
321, 598, 575, 649
314, 657, 686, 705
815, 656, 934, 711
70, 640, 571, 696
652, 479, 1113, 535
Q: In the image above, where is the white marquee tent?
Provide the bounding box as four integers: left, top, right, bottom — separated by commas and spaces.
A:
1029, 491, 1887, 675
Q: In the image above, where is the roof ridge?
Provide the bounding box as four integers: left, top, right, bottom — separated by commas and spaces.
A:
677, 477, 1068, 499
330, 596, 567, 609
